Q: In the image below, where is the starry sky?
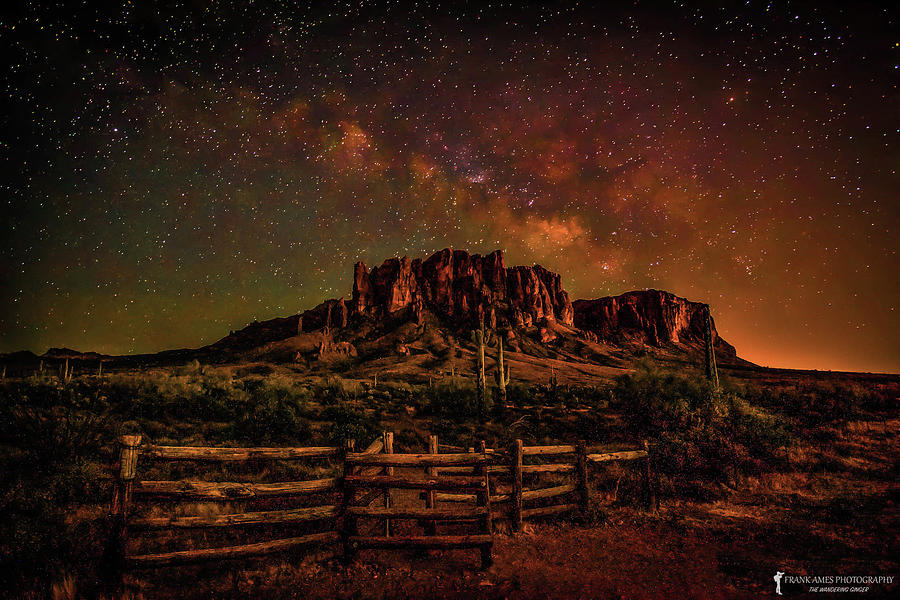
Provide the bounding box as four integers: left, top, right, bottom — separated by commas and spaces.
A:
2, 1, 897, 373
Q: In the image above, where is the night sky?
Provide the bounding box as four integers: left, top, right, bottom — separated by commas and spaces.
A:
2, 1, 897, 373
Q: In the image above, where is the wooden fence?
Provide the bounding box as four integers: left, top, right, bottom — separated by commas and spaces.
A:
104, 435, 360, 580
342, 439, 494, 568
104, 433, 656, 585
433, 437, 656, 529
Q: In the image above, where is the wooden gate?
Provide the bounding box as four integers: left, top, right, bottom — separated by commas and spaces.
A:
340, 445, 494, 568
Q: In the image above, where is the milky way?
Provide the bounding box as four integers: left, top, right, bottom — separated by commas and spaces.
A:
2, 1, 897, 372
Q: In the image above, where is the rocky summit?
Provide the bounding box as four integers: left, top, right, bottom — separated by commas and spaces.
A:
351, 249, 574, 329
206, 248, 739, 366
573, 290, 737, 358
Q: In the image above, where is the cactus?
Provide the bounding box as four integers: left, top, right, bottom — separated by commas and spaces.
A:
704, 304, 719, 390
474, 326, 488, 414
98, 361, 103, 377
39, 360, 43, 375
494, 337, 510, 406
373, 372, 378, 389
1, 364, 5, 378
548, 364, 559, 401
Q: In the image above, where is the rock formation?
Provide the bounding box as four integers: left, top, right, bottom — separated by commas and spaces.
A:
212, 249, 739, 362
572, 290, 737, 357
351, 249, 575, 328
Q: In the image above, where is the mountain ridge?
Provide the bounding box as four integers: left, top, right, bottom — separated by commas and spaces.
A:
1, 248, 743, 372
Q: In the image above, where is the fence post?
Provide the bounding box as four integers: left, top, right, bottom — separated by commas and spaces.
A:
476, 440, 493, 569
576, 440, 589, 517
425, 434, 438, 535
511, 438, 523, 531
642, 439, 656, 511
340, 439, 357, 563
103, 434, 141, 589
382, 431, 394, 536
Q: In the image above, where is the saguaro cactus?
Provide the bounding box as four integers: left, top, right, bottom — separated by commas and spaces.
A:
704, 304, 720, 390
548, 364, 559, 402
475, 326, 488, 413
494, 337, 510, 405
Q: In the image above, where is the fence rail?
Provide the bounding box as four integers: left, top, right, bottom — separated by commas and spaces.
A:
130, 505, 339, 530
126, 532, 340, 568
144, 445, 341, 461
103, 432, 657, 588
133, 477, 338, 499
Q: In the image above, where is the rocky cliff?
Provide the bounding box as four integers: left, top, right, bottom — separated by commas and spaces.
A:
351, 249, 574, 328
212, 249, 738, 361
573, 290, 737, 357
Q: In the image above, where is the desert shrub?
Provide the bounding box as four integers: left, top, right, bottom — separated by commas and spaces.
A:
613, 363, 792, 495
613, 363, 718, 438
505, 382, 535, 407
740, 379, 899, 439
314, 375, 363, 404
231, 382, 311, 444
424, 380, 480, 419
561, 385, 611, 409
194, 377, 245, 421
317, 353, 356, 372
744, 381, 873, 429
393, 428, 421, 450
234, 364, 275, 377
725, 396, 792, 452
0, 383, 113, 594
321, 403, 378, 446
381, 380, 413, 400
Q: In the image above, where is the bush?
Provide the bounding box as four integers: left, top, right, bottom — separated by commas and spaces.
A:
425, 380, 480, 419
505, 382, 535, 407
232, 382, 311, 444
321, 403, 378, 446
315, 376, 363, 404
743, 381, 883, 430
613, 362, 793, 494
613, 363, 718, 438
0, 383, 113, 594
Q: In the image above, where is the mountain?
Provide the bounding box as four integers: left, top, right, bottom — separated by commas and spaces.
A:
210, 248, 740, 366
1, 248, 745, 379
573, 290, 737, 358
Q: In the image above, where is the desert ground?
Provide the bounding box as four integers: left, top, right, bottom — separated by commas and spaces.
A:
1, 353, 897, 599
